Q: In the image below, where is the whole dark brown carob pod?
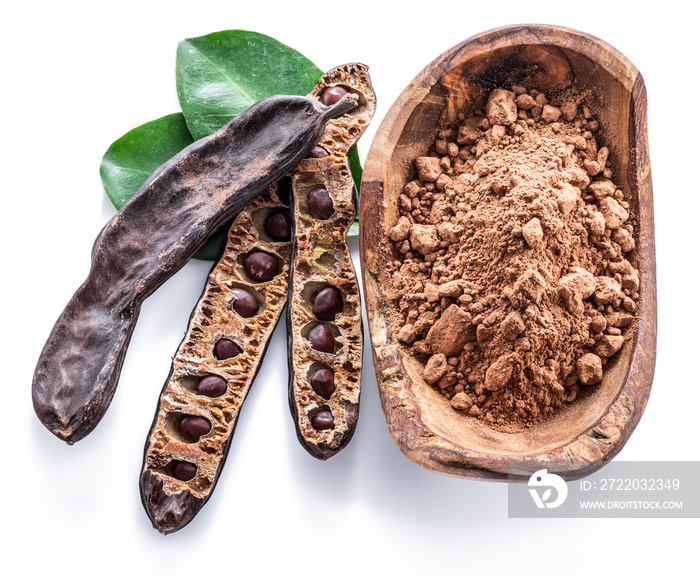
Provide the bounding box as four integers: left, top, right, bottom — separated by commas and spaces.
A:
33, 93, 357, 445
140, 185, 292, 534
287, 63, 376, 459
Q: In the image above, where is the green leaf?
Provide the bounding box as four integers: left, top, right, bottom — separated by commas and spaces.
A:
348, 145, 363, 190
99, 113, 225, 260
194, 226, 229, 261
100, 113, 194, 210
176, 30, 323, 140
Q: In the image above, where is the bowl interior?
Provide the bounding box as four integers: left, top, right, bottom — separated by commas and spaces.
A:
374, 35, 643, 457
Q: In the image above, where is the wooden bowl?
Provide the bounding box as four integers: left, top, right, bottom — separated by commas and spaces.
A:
360, 24, 656, 481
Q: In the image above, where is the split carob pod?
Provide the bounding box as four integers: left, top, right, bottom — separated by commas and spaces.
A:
287, 63, 376, 459
140, 185, 291, 534
141, 66, 373, 535
32, 92, 358, 444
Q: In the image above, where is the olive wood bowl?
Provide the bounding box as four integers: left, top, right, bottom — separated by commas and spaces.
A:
360, 24, 656, 481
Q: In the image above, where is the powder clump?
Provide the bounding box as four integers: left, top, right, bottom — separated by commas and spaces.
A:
387, 86, 639, 431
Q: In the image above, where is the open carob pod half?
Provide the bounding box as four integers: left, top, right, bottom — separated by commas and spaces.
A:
287, 63, 376, 459
140, 185, 292, 534
32, 92, 357, 445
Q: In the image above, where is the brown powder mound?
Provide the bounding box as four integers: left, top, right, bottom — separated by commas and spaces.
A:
387, 86, 639, 431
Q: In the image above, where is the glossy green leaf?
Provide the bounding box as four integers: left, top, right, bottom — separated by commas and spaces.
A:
348, 145, 363, 194
99, 113, 226, 260
176, 30, 323, 140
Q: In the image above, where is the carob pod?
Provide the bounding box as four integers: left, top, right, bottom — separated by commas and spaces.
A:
287, 63, 376, 459
32, 93, 357, 444
140, 186, 291, 534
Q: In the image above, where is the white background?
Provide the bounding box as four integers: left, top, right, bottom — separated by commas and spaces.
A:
3, 1, 697, 573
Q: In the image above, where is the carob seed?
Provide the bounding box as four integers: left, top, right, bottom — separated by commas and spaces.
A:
179, 415, 212, 442
213, 339, 242, 361
171, 461, 197, 481
310, 410, 335, 430
307, 188, 334, 219
196, 374, 228, 397
312, 286, 344, 321
322, 86, 350, 106
310, 368, 335, 400
242, 251, 279, 282
229, 288, 259, 317
308, 146, 329, 158
307, 324, 335, 353
265, 209, 291, 241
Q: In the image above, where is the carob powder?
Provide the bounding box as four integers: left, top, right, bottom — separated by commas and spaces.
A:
387, 86, 639, 431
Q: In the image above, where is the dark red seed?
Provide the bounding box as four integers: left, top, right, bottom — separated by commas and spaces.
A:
312, 286, 344, 321
310, 410, 334, 430
308, 146, 329, 158
197, 374, 228, 397
307, 188, 334, 219
230, 288, 259, 317
265, 209, 291, 241
310, 368, 335, 400
172, 461, 197, 481
213, 339, 241, 361
307, 324, 335, 353
179, 415, 212, 442
242, 251, 279, 282
321, 86, 350, 106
